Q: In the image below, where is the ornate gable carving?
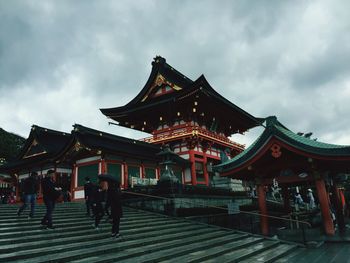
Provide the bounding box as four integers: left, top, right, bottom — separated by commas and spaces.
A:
23, 139, 47, 158
141, 73, 182, 102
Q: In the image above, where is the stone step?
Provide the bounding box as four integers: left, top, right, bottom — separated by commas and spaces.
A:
274, 247, 306, 263
0, 208, 140, 218
0, 222, 202, 254
0, 210, 143, 221
116, 232, 250, 263
0, 203, 304, 262
239, 243, 299, 263
0, 216, 175, 239
160, 236, 263, 263
4, 226, 228, 262
0, 220, 192, 247
0, 213, 160, 228
73, 232, 249, 263
202, 240, 280, 262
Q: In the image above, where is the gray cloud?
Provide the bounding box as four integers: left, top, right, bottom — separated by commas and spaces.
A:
0, 0, 349, 147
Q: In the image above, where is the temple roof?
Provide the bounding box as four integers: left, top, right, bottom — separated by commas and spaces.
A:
100, 56, 193, 116
0, 125, 70, 173
55, 124, 162, 162
101, 56, 262, 135
0, 123, 190, 174
214, 116, 350, 175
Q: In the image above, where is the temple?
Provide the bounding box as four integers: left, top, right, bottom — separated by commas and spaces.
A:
1, 56, 350, 239
101, 56, 262, 186
0, 56, 262, 199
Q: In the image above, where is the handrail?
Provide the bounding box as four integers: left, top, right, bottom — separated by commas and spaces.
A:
122, 190, 312, 228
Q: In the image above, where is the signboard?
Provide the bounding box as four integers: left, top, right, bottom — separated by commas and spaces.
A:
130, 177, 158, 187
227, 201, 240, 215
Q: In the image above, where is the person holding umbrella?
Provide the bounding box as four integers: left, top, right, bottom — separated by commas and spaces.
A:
98, 174, 123, 239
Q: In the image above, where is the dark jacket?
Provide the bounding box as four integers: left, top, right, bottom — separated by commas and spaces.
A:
107, 189, 123, 218
89, 184, 101, 204
84, 182, 93, 200
41, 177, 59, 201
22, 176, 39, 195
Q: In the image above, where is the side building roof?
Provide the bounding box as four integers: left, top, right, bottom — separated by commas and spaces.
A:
0, 125, 71, 173
55, 124, 163, 163
214, 116, 350, 175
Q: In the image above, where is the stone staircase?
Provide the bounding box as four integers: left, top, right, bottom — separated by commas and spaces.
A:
0, 202, 305, 262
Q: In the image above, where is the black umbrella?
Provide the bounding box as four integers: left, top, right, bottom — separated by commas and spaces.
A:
98, 173, 119, 183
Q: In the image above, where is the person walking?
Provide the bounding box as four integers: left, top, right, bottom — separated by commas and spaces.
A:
91, 182, 104, 230
84, 177, 94, 216
17, 172, 39, 218
107, 181, 123, 238
307, 189, 316, 209
40, 170, 61, 229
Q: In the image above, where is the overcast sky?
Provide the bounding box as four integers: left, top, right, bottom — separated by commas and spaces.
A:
1, 0, 350, 147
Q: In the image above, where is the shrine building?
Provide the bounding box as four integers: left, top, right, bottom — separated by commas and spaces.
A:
0, 56, 261, 200
100, 56, 262, 186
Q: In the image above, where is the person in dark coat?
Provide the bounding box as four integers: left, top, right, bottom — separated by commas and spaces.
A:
91, 183, 105, 229
84, 177, 94, 216
17, 172, 39, 218
40, 170, 61, 229
107, 181, 123, 238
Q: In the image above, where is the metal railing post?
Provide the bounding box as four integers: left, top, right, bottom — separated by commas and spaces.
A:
301, 223, 306, 245
251, 215, 254, 233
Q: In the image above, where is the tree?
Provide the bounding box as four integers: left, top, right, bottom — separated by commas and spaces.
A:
0, 128, 26, 162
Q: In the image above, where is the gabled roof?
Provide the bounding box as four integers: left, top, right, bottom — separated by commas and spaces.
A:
55, 124, 163, 162
214, 116, 350, 174
100, 56, 193, 117
176, 75, 263, 130
19, 125, 70, 159
101, 56, 262, 134
0, 125, 70, 173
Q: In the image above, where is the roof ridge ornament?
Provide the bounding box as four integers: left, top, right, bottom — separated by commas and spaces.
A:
152, 55, 166, 65
265, 116, 278, 127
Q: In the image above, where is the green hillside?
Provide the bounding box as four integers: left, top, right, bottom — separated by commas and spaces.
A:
0, 128, 26, 162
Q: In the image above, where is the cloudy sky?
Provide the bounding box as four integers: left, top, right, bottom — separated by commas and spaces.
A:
1, 0, 350, 147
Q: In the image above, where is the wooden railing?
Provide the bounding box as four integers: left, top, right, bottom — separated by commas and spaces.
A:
141, 125, 245, 150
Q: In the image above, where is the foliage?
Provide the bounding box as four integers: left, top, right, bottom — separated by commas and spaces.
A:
0, 128, 26, 162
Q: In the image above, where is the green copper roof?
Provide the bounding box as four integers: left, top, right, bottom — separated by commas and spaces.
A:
214, 116, 350, 173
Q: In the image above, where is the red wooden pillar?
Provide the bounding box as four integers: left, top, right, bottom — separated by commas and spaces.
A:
156, 167, 161, 180
141, 164, 145, 179
123, 162, 128, 189
37, 169, 43, 204
257, 184, 269, 235
282, 185, 291, 213
331, 183, 345, 233
71, 164, 77, 201
315, 178, 335, 235
15, 174, 20, 202
189, 149, 197, 185
202, 150, 209, 186
100, 159, 108, 190
100, 159, 107, 174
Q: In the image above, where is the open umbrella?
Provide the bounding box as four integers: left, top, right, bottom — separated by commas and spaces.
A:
98, 173, 119, 183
